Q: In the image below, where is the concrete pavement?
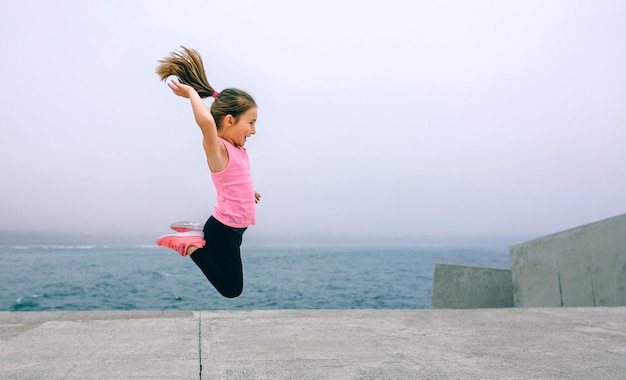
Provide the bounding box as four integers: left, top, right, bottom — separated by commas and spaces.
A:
1, 308, 625, 379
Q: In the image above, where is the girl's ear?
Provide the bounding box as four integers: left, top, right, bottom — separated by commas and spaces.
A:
224, 114, 234, 128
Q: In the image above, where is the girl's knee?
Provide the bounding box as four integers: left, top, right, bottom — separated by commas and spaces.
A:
219, 286, 243, 299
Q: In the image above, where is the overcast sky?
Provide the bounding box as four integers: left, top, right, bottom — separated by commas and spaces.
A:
1, 0, 625, 245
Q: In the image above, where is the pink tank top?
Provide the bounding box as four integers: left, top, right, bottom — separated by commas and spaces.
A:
210, 138, 256, 228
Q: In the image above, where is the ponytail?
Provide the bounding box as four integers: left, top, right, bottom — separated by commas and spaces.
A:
156, 46, 215, 99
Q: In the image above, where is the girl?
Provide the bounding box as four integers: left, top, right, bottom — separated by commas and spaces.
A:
155, 46, 261, 299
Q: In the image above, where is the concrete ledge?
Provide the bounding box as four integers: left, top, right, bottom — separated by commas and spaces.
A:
510, 213, 626, 307
431, 263, 514, 309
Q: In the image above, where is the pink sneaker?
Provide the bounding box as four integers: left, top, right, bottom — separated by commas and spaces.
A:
156, 231, 205, 256
170, 221, 204, 233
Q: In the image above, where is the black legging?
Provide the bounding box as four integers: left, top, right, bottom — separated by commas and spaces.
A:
190, 216, 247, 298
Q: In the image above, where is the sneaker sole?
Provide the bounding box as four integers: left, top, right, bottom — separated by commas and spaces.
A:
170, 221, 204, 233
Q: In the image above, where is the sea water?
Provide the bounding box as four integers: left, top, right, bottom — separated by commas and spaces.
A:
0, 244, 510, 311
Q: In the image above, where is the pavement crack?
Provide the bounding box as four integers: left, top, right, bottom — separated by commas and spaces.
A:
198, 311, 203, 380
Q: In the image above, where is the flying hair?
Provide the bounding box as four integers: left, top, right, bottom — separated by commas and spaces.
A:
156, 46, 215, 99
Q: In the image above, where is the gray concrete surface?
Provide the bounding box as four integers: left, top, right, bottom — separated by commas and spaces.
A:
431, 263, 514, 309
510, 212, 626, 307
1, 308, 626, 379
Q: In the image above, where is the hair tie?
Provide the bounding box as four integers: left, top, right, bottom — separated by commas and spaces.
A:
212, 91, 220, 99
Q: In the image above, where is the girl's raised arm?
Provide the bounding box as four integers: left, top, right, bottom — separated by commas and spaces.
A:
167, 80, 227, 171
156, 46, 228, 170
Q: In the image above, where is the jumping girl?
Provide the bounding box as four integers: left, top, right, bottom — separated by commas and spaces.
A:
155, 46, 260, 298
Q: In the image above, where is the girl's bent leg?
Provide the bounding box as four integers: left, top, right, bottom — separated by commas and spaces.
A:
190, 216, 245, 298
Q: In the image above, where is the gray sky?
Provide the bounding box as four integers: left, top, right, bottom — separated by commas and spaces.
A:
1, 0, 625, 245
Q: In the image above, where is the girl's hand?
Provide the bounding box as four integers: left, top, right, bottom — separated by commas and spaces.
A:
254, 191, 261, 204
168, 80, 195, 98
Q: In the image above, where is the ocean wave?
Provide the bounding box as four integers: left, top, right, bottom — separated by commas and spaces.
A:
16, 294, 44, 303
49, 245, 94, 250
8, 245, 96, 250
12, 294, 47, 311
150, 271, 172, 279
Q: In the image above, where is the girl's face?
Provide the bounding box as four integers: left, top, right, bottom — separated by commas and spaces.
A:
224, 107, 257, 148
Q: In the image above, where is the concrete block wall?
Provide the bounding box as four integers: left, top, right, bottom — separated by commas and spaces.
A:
431, 263, 514, 309
509, 213, 626, 307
